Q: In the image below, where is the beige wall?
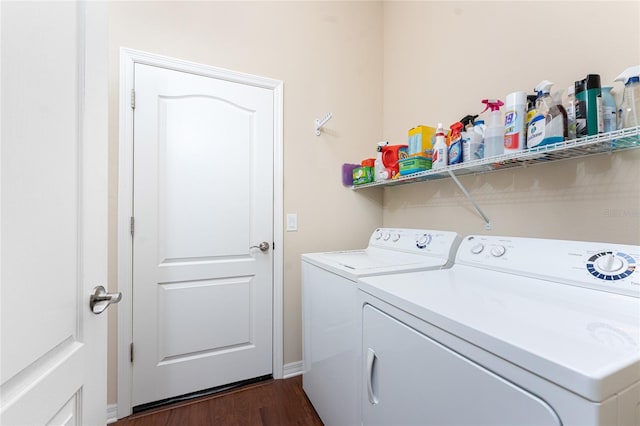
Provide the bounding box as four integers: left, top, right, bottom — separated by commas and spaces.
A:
382, 1, 640, 244
107, 1, 384, 404
107, 0, 640, 407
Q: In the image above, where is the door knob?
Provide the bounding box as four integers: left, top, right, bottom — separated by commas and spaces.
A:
250, 242, 270, 252
90, 285, 122, 315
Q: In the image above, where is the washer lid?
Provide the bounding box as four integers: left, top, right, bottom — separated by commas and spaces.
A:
302, 248, 450, 279
359, 266, 640, 402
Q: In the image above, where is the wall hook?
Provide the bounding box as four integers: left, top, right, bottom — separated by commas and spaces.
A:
315, 112, 333, 136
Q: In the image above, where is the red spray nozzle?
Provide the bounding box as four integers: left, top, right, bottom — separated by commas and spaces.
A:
481, 99, 504, 113
449, 121, 464, 136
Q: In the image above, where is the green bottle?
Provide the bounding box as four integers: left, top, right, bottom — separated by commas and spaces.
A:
574, 74, 603, 137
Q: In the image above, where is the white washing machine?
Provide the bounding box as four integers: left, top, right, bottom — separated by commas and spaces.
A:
358, 235, 640, 426
302, 228, 461, 426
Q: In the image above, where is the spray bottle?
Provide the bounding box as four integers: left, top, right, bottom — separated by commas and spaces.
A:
448, 121, 465, 165
615, 65, 640, 129
480, 99, 504, 158
374, 141, 389, 181
459, 115, 479, 163
527, 80, 567, 148
432, 123, 448, 169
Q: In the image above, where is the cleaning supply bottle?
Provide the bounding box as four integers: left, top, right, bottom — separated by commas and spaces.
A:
459, 115, 479, 163
448, 122, 464, 164
601, 87, 617, 133
615, 65, 640, 129
374, 141, 389, 181
575, 74, 603, 137
527, 80, 568, 148
431, 123, 448, 169
473, 119, 485, 160
565, 85, 576, 140
480, 99, 504, 158
503, 91, 527, 152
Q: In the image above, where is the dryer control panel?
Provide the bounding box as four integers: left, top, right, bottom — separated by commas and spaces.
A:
457, 235, 640, 298
369, 228, 461, 258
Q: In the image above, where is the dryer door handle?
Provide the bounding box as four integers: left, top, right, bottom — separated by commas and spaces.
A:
366, 348, 379, 405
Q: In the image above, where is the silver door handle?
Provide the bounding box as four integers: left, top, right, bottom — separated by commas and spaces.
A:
366, 348, 379, 405
90, 285, 122, 315
250, 242, 270, 252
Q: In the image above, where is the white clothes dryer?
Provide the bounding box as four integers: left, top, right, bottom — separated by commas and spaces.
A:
302, 228, 461, 426
358, 235, 640, 426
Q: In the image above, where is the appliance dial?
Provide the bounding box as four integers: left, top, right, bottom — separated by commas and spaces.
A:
416, 234, 432, 248
383, 232, 391, 241
596, 253, 624, 273
490, 245, 506, 257
391, 232, 400, 242
470, 243, 484, 254
374, 230, 383, 240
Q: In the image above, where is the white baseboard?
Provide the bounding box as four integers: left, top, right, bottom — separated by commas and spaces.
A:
283, 361, 304, 378
106, 404, 118, 424
107, 363, 304, 422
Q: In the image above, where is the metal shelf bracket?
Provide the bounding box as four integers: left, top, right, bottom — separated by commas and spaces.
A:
447, 170, 492, 230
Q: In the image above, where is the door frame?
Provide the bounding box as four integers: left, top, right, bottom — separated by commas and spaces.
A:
116, 47, 284, 418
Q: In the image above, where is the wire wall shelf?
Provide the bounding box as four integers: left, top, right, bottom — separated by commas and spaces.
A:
352, 126, 640, 190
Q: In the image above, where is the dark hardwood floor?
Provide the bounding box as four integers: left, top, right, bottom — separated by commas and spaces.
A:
114, 376, 323, 426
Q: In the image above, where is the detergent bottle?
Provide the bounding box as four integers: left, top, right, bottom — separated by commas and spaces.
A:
527, 80, 568, 148
431, 123, 448, 169
615, 65, 640, 129
480, 99, 504, 158
448, 121, 465, 165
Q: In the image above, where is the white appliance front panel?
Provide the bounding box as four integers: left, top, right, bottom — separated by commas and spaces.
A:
362, 304, 562, 426
302, 262, 360, 426
359, 266, 640, 402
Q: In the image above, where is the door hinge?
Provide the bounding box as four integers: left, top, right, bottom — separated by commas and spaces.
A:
131, 89, 135, 109
130, 342, 134, 363
130, 216, 135, 237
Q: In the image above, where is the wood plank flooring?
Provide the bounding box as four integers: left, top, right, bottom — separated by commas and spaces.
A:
114, 376, 323, 426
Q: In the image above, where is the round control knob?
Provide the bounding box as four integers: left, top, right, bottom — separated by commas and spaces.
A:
383, 232, 391, 241
416, 234, 430, 249
490, 245, 506, 257
374, 230, 383, 240
470, 243, 484, 254
391, 233, 400, 242
596, 254, 624, 273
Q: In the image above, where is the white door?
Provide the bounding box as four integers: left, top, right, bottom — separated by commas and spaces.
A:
1, 2, 109, 425
131, 63, 274, 407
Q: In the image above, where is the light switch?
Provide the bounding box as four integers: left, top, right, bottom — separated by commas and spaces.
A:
286, 213, 298, 231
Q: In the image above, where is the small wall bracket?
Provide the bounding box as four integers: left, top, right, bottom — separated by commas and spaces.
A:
315, 112, 333, 136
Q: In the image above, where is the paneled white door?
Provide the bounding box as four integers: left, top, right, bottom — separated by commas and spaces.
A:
1, 2, 108, 425
131, 63, 274, 407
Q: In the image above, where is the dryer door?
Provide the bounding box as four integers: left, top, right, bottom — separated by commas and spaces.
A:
362, 305, 562, 426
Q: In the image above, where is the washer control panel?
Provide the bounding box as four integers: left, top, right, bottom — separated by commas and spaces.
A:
370, 228, 460, 257
458, 235, 640, 298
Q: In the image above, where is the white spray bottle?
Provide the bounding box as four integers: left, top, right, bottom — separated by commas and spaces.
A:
527, 80, 567, 148
431, 123, 448, 169
615, 65, 640, 129
375, 141, 389, 181
480, 99, 504, 158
